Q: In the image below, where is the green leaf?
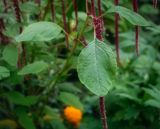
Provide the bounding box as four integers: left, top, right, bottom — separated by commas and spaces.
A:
18, 61, 48, 75
77, 39, 117, 96
5, 91, 38, 106
58, 92, 83, 111
108, 6, 150, 26
0, 66, 10, 80
50, 120, 67, 129
43, 106, 61, 120
143, 87, 160, 101
15, 107, 36, 129
20, 1, 39, 14
2, 44, 18, 66
15, 22, 62, 42
145, 100, 160, 108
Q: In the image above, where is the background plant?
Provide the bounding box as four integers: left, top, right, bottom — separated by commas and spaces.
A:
0, 0, 160, 129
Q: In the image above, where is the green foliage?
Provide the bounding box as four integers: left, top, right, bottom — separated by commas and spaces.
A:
15, 22, 62, 42
2, 44, 18, 66
0, 66, 10, 80
15, 107, 36, 129
77, 39, 117, 96
58, 92, 83, 111
4, 91, 39, 106
18, 61, 48, 75
108, 6, 150, 26
0, 0, 159, 129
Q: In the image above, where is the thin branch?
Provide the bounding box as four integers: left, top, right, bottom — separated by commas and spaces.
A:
153, 0, 157, 8
72, 0, 78, 30
91, 0, 96, 16
61, 0, 69, 48
114, 0, 120, 65
51, 0, 55, 22
132, 0, 139, 55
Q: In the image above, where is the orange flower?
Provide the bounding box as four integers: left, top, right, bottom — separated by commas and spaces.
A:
64, 106, 82, 126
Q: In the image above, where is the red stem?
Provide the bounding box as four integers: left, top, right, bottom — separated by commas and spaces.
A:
3, 0, 8, 12
86, 0, 91, 15
114, 0, 120, 64
35, 0, 41, 6
99, 97, 108, 129
91, 0, 96, 16
13, 0, 22, 33
13, 0, 26, 67
61, 0, 69, 48
91, 1, 108, 129
51, 0, 55, 22
98, 0, 102, 16
72, 0, 78, 30
132, 0, 139, 55
153, 0, 157, 8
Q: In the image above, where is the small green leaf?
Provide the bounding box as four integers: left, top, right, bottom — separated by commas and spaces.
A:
2, 44, 18, 66
58, 92, 83, 111
108, 6, 150, 26
5, 91, 38, 106
15, 22, 62, 42
0, 66, 10, 80
77, 39, 117, 96
18, 61, 48, 75
15, 107, 36, 129
43, 106, 61, 120
145, 100, 160, 108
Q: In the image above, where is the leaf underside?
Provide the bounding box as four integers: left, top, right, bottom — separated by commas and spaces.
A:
77, 39, 117, 96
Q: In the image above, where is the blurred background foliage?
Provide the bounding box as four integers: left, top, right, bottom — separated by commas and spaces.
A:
0, 0, 160, 129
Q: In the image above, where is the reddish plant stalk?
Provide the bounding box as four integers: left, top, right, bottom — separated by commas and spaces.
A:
13, 0, 22, 33
13, 0, 26, 67
0, 19, 4, 43
61, 0, 69, 48
91, 1, 108, 129
86, 0, 91, 15
97, 0, 104, 36
132, 0, 139, 55
72, 0, 78, 30
98, 0, 102, 16
35, 0, 41, 6
153, 0, 157, 8
100, 97, 108, 129
51, 0, 55, 22
91, 0, 96, 16
114, 0, 120, 65
3, 0, 8, 12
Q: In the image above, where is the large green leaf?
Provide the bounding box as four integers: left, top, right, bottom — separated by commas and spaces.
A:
0, 66, 10, 80
58, 92, 83, 111
5, 91, 38, 106
77, 39, 117, 96
2, 44, 18, 66
108, 6, 150, 26
18, 61, 48, 75
15, 22, 62, 42
15, 107, 36, 129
